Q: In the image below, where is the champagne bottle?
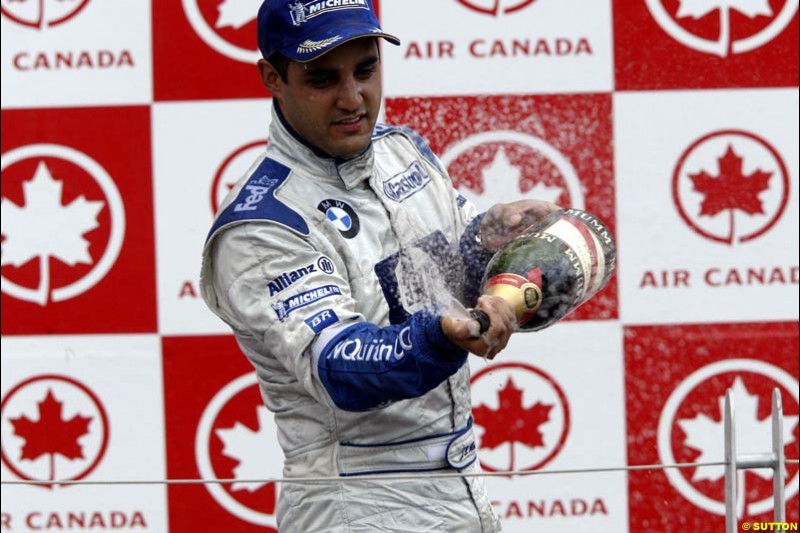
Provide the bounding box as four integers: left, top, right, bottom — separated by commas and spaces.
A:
475, 208, 616, 332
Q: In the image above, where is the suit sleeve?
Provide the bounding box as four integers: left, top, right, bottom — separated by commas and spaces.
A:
202, 221, 467, 412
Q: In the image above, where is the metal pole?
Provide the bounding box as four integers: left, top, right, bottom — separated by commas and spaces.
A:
772, 388, 786, 522
724, 387, 788, 531
725, 389, 737, 533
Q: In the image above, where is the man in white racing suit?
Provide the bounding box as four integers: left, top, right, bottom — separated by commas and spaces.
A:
201, 1, 558, 531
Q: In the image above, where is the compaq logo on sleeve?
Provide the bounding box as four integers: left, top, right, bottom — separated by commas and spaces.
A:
289, 0, 369, 26
384, 161, 431, 202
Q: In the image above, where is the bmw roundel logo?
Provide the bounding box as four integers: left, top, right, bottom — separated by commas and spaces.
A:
317, 199, 360, 239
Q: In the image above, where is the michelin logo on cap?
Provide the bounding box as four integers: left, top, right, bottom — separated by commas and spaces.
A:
289, 0, 370, 26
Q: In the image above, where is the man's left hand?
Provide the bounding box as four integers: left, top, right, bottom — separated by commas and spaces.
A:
480, 200, 561, 252
440, 295, 516, 359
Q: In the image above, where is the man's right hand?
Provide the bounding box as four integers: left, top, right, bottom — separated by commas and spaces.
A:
440, 295, 516, 359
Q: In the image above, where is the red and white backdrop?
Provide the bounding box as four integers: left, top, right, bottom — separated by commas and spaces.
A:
1, 1, 798, 531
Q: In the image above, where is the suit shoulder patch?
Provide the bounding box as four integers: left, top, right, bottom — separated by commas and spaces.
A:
206, 158, 309, 243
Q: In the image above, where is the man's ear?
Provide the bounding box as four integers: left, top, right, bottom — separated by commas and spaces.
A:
258, 58, 283, 99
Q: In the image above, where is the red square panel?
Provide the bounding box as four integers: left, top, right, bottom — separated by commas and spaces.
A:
386, 93, 618, 322
614, 1, 799, 90
1, 107, 156, 335
153, 0, 266, 101
625, 322, 799, 531
162, 335, 281, 533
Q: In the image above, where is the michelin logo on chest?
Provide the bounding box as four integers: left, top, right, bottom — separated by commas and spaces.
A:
384, 161, 431, 203
268, 256, 335, 296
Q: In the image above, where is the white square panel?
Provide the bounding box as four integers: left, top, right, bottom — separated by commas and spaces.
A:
469, 320, 627, 533
0, 0, 152, 108
0, 334, 167, 532
614, 88, 800, 325
151, 99, 272, 335
382, 0, 613, 96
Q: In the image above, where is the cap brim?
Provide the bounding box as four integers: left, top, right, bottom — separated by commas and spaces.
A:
280, 27, 400, 63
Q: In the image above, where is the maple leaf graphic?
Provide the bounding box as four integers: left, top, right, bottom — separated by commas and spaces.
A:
9, 389, 93, 482
473, 376, 553, 469
458, 147, 564, 212
677, 0, 772, 19
216, 406, 277, 492
679, 377, 798, 485
676, 0, 773, 56
1, 162, 104, 305
688, 144, 772, 239
216, 0, 258, 29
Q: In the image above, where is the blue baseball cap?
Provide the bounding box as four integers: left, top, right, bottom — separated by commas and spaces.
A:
257, 0, 401, 62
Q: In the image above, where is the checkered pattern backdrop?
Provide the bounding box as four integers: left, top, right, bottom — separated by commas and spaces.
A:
1, 1, 798, 532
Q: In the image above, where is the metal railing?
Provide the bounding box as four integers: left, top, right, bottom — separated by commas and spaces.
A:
2, 387, 798, 530
725, 388, 790, 532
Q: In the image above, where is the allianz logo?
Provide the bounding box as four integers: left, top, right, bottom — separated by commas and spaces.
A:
234, 176, 279, 212
384, 161, 431, 202
268, 256, 335, 296
328, 326, 413, 362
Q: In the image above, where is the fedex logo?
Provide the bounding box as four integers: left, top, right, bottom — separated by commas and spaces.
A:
233, 176, 279, 212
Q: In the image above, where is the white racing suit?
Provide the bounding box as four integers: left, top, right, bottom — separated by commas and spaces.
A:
201, 106, 501, 533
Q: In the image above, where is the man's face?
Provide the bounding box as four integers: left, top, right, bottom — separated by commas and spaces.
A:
273, 39, 382, 160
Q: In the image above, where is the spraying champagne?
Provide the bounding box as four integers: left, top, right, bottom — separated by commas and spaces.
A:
471, 208, 616, 333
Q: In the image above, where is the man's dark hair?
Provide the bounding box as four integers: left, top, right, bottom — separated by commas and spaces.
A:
268, 52, 290, 82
